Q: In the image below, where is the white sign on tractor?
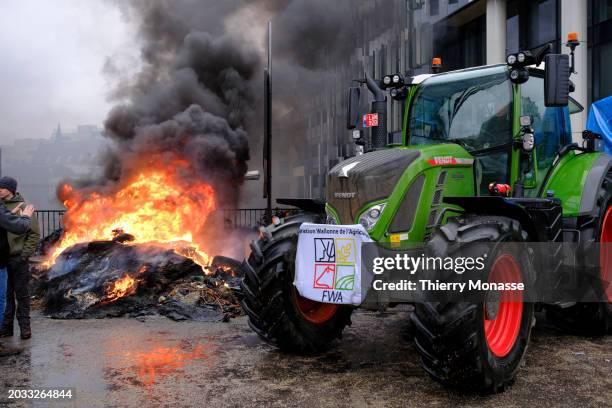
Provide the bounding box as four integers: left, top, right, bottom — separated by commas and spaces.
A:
294, 223, 372, 305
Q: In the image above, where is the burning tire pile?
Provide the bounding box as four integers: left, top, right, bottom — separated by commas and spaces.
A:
39, 239, 243, 321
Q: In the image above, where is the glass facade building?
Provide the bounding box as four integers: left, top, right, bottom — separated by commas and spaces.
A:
590, 0, 612, 103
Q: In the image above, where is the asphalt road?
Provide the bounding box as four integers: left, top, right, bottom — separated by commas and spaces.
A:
0, 308, 610, 408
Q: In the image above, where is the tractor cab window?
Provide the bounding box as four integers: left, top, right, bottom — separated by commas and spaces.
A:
520, 74, 572, 193
408, 66, 513, 193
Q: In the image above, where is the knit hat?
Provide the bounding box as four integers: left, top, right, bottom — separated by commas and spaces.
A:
0, 177, 17, 194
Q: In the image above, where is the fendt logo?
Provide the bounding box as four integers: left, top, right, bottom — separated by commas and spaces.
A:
334, 192, 356, 199
427, 156, 475, 166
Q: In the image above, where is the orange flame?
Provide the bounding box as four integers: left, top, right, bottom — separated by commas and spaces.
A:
105, 275, 137, 302
47, 156, 216, 269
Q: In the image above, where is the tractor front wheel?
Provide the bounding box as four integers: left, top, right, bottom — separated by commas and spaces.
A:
546, 171, 612, 335
412, 216, 535, 393
240, 213, 353, 353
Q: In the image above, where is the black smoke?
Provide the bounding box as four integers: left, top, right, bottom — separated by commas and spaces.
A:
75, 0, 261, 207
68, 0, 359, 207
260, 0, 355, 69
250, 0, 356, 109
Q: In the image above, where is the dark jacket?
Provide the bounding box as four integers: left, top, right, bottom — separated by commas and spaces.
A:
0, 204, 30, 267
3, 194, 40, 258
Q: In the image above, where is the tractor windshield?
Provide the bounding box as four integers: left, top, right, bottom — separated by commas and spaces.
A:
408, 66, 512, 152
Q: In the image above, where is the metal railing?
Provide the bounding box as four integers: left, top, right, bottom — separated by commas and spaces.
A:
33, 208, 304, 238
220, 208, 302, 230
35, 210, 66, 238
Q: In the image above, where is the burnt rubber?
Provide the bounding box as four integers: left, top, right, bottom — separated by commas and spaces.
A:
411, 216, 535, 393
546, 170, 612, 335
240, 213, 353, 353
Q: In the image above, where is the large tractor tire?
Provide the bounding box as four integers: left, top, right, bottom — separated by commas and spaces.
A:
412, 216, 535, 393
240, 213, 353, 353
547, 170, 612, 335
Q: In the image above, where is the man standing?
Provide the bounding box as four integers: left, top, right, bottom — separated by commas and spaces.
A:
0, 177, 40, 341
0, 186, 33, 357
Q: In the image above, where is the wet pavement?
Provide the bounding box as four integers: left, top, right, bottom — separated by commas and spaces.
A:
0, 307, 610, 407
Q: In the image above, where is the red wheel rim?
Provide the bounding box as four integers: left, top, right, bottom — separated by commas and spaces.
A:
484, 254, 524, 358
601, 206, 612, 303
293, 290, 338, 324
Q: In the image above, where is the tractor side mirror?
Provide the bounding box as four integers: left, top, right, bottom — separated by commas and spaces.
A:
346, 87, 361, 129
544, 54, 570, 107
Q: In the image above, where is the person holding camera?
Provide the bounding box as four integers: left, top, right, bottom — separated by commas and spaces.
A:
0, 177, 40, 350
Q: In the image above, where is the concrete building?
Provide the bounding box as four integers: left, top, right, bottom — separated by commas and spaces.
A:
274, 0, 609, 202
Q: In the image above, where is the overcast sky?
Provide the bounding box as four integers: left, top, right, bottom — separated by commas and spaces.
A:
0, 0, 137, 144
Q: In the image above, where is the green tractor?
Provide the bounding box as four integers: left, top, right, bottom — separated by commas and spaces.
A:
240, 43, 612, 392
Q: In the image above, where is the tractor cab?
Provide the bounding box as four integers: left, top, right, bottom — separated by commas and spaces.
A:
404, 63, 580, 196
328, 46, 580, 240
341, 40, 584, 212
406, 64, 518, 195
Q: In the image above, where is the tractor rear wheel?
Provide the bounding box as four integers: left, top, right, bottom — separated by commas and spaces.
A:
546, 171, 612, 335
240, 213, 353, 353
412, 216, 535, 393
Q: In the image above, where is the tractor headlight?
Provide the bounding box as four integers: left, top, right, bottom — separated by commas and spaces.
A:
358, 203, 386, 231
509, 68, 529, 84
325, 207, 339, 225
517, 52, 526, 63
522, 132, 535, 151
506, 54, 517, 65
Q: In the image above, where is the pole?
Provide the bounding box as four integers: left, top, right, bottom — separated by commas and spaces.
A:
263, 21, 273, 223
486, 0, 507, 65
561, 0, 588, 138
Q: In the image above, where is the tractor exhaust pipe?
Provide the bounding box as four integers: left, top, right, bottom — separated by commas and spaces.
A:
365, 72, 387, 149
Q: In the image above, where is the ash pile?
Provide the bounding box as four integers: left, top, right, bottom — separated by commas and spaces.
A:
40, 241, 243, 322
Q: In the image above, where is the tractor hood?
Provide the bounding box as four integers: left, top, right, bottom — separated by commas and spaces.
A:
326, 149, 421, 224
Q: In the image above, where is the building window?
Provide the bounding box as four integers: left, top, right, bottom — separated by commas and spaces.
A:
506, 14, 520, 54
433, 15, 485, 71
591, 0, 612, 101
506, 0, 560, 53
599, 42, 612, 98
593, 0, 612, 24
430, 0, 439, 16
528, 0, 558, 48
